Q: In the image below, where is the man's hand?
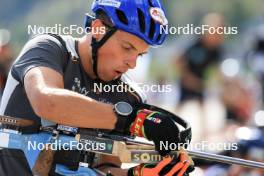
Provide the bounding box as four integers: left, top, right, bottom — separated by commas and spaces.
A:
129, 109, 181, 156
127, 150, 194, 176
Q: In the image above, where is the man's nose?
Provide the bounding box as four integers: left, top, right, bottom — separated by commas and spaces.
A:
126, 56, 137, 69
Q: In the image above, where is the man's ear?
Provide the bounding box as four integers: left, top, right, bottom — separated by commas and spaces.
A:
91, 19, 105, 41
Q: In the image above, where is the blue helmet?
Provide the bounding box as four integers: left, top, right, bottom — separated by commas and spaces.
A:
85, 0, 168, 80
90, 0, 168, 46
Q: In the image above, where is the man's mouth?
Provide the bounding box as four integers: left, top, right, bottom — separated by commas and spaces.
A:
113, 70, 127, 79
115, 69, 128, 75
116, 71, 123, 75
113, 71, 123, 79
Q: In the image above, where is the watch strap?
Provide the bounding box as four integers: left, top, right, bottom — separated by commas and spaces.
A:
113, 112, 129, 133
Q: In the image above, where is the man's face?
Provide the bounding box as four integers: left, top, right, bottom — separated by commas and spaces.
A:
96, 30, 149, 81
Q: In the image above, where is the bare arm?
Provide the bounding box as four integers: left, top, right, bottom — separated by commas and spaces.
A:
24, 66, 117, 129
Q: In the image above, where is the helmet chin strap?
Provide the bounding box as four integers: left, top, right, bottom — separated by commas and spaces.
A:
91, 28, 117, 80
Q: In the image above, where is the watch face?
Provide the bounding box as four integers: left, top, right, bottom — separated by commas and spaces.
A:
115, 102, 133, 116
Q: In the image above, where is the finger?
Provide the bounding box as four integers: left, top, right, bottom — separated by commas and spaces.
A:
164, 162, 184, 176
179, 149, 194, 165
177, 161, 190, 176
164, 152, 191, 176
143, 157, 172, 175
179, 149, 188, 161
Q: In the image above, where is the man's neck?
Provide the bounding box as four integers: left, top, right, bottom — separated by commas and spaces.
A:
77, 35, 97, 80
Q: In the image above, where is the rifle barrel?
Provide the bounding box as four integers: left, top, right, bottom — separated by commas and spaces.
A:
187, 149, 264, 170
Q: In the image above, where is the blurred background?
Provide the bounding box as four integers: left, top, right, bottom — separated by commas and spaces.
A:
0, 0, 264, 175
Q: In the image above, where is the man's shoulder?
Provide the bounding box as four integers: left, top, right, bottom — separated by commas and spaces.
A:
37, 34, 78, 59
10, 34, 74, 83
23, 34, 76, 54
27, 34, 65, 48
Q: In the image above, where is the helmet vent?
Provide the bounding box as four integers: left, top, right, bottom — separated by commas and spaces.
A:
156, 33, 162, 42
148, 0, 154, 7
149, 18, 155, 40
137, 8, 145, 33
115, 9, 128, 25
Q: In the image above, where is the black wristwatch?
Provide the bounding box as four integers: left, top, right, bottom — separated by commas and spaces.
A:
113, 102, 133, 132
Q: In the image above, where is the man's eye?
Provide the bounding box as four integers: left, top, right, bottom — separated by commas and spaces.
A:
122, 45, 131, 51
